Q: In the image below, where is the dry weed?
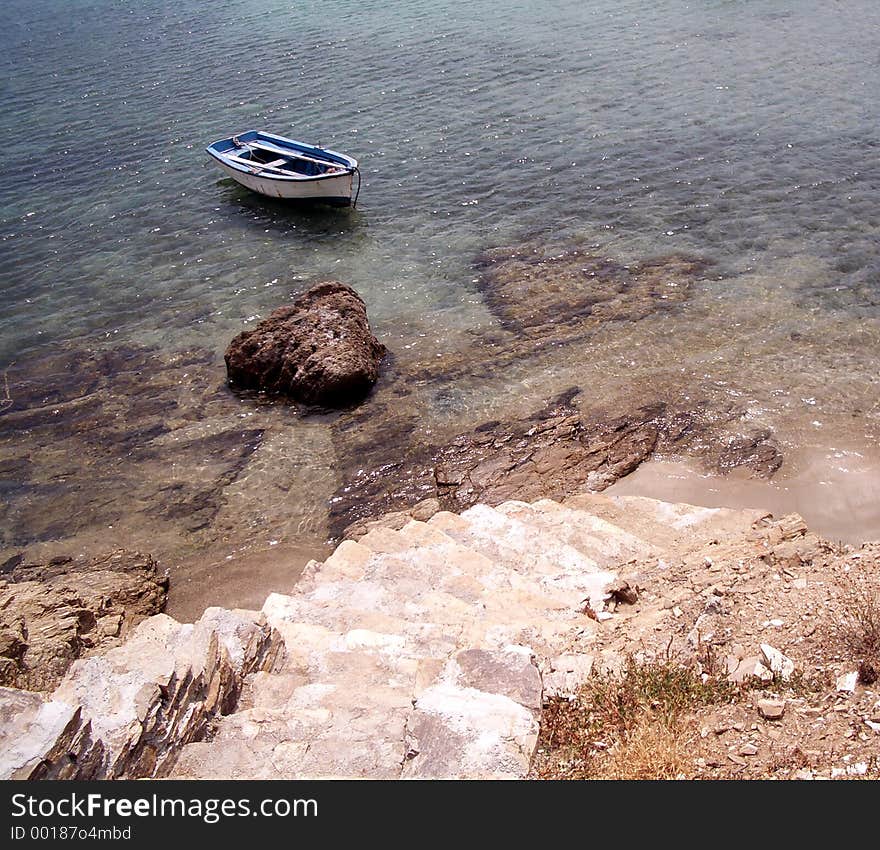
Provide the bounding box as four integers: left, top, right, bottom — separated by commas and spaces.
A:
598, 715, 697, 780
533, 657, 738, 780
836, 574, 880, 676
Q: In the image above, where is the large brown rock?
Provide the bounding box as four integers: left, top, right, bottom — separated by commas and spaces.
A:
0, 550, 168, 691
225, 281, 386, 406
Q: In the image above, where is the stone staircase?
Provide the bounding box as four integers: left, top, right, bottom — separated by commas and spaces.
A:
169, 493, 764, 779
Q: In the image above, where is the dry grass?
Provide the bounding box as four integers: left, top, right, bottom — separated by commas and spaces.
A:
533, 657, 738, 780
836, 575, 880, 679
599, 716, 698, 780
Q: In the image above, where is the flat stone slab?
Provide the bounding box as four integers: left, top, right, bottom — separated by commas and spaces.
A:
402, 646, 541, 779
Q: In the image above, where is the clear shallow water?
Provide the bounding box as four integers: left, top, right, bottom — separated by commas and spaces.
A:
2, 0, 880, 591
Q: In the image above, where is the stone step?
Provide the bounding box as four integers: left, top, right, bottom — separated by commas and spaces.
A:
357, 518, 461, 555
174, 644, 543, 780
298, 523, 497, 613
175, 642, 417, 779
495, 499, 657, 565
429, 503, 614, 610
263, 572, 473, 651
175, 638, 418, 780
294, 539, 373, 593
263, 507, 611, 661
262, 580, 582, 667
562, 492, 690, 548
563, 492, 765, 553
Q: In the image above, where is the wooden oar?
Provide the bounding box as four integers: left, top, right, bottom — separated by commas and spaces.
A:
222, 153, 299, 175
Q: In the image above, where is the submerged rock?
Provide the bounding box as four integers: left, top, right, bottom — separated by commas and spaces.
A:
326, 240, 781, 538
225, 281, 386, 407
332, 387, 782, 540
0, 344, 268, 557
0, 550, 168, 692
404, 245, 712, 383
474, 245, 708, 339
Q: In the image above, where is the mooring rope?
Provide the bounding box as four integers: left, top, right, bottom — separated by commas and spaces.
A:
352, 166, 362, 208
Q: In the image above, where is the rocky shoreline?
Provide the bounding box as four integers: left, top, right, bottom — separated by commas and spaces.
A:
0, 550, 168, 692
3, 495, 879, 780
334, 387, 781, 541
0, 244, 786, 594
1, 239, 877, 781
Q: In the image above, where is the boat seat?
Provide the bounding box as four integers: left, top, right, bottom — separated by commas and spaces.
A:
262, 158, 287, 168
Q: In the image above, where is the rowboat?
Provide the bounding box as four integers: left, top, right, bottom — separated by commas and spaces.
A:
206, 130, 360, 206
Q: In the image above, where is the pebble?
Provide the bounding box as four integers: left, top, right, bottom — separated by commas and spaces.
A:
757, 698, 786, 720
704, 596, 726, 615
836, 671, 858, 693
760, 643, 795, 678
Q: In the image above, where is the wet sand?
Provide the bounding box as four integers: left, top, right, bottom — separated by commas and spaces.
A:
607, 446, 880, 546
165, 540, 332, 623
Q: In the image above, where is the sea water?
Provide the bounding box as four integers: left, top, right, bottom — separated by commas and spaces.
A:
2, 0, 879, 610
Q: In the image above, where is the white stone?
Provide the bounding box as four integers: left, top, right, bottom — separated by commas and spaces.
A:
403, 682, 538, 779
339, 629, 407, 654
759, 644, 795, 678
544, 654, 594, 697
727, 656, 772, 683
0, 692, 84, 780
836, 671, 858, 693
757, 698, 786, 720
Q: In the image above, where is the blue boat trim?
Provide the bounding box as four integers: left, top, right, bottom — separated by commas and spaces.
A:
206, 149, 351, 181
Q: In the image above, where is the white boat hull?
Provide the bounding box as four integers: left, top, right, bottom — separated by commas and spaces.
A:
212, 158, 354, 205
